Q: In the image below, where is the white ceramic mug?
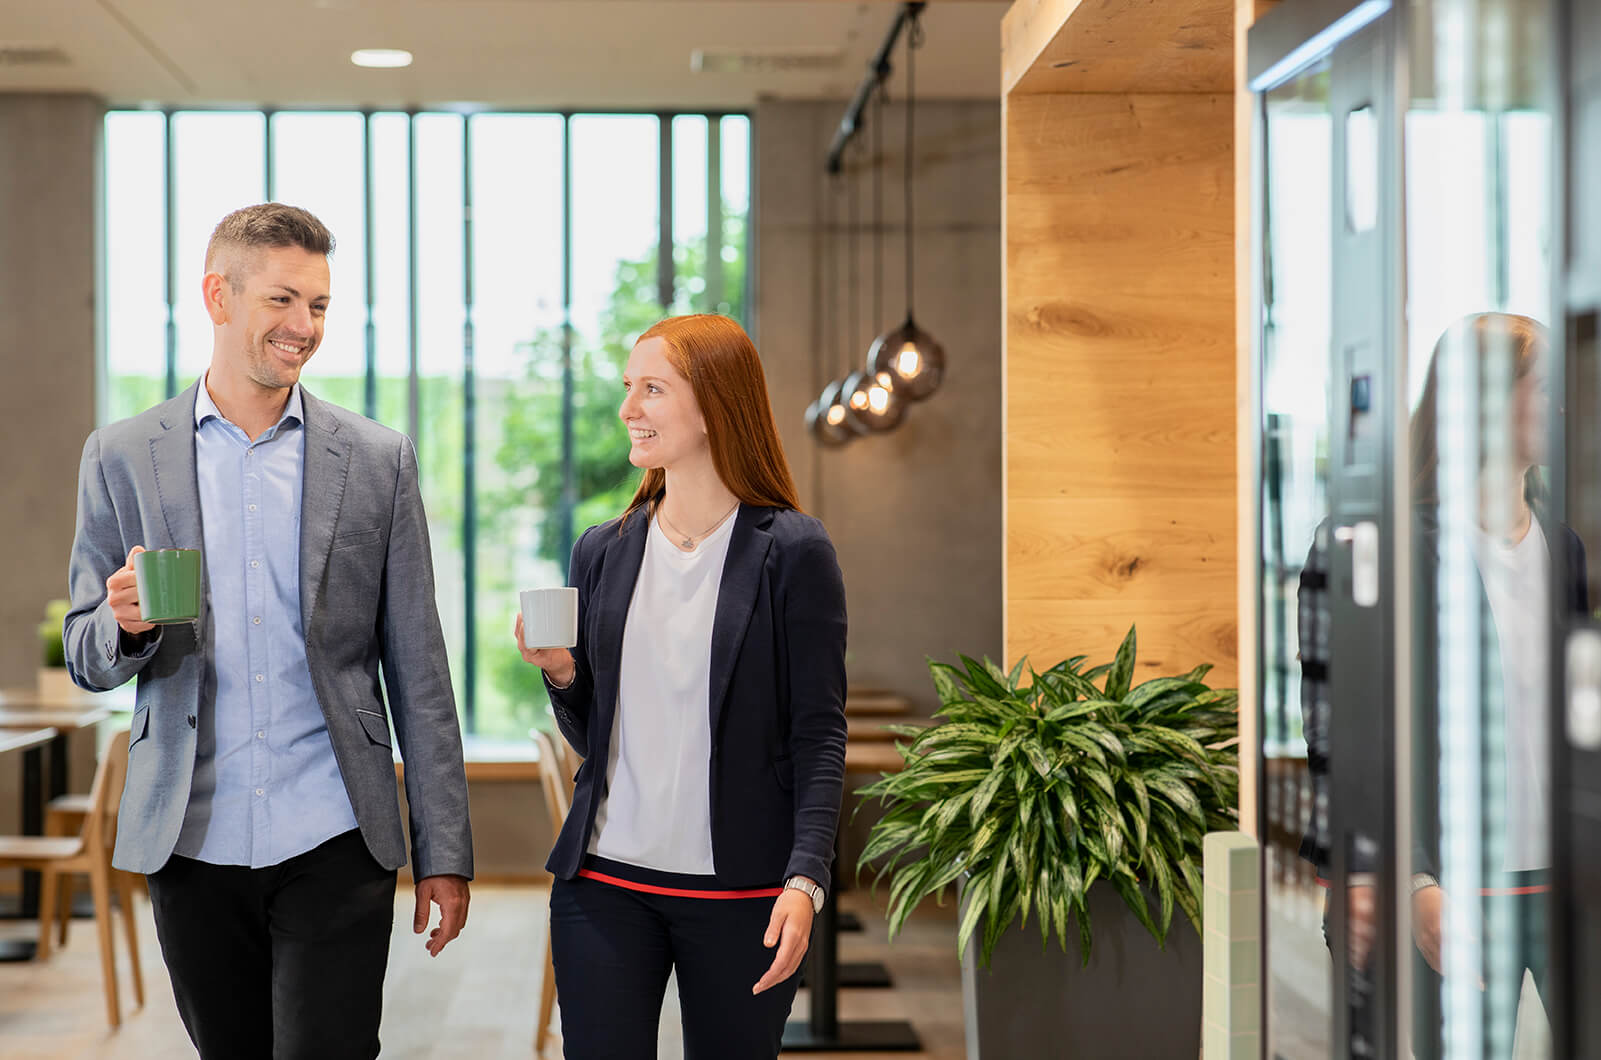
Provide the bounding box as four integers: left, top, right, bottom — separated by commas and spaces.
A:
519, 587, 579, 650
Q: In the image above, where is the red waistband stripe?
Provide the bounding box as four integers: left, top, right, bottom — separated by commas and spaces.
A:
577, 869, 786, 900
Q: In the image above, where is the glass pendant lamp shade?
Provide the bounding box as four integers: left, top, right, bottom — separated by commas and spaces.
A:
841, 367, 905, 432
806, 378, 858, 445
868, 315, 945, 401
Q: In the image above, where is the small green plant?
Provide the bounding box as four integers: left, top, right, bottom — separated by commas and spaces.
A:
37, 599, 70, 668
856, 626, 1238, 969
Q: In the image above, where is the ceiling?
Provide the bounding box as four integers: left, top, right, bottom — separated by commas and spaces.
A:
0, 0, 1008, 109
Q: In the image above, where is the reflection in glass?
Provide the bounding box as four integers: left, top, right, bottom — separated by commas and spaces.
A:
1259, 62, 1335, 1060
1407, 2, 1557, 1052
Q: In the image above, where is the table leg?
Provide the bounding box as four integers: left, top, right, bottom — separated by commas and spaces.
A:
780, 844, 919, 1052
0, 745, 45, 961
21, 744, 43, 917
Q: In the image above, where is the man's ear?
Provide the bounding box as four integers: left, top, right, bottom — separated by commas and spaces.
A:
201, 272, 230, 326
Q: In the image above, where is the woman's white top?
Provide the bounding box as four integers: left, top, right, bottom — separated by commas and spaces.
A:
1470, 513, 1551, 873
588, 511, 735, 874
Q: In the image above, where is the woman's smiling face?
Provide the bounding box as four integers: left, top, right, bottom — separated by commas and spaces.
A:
619, 336, 708, 470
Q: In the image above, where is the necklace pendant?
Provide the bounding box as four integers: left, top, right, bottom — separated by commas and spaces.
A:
681, 536, 695, 549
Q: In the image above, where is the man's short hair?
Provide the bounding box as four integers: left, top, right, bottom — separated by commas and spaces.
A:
205, 203, 335, 290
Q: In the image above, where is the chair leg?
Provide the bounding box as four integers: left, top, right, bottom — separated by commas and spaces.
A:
536, 933, 556, 1052
57, 871, 73, 947
87, 856, 121, 1029
36, 864, 58, 961
116, 870, 145, 1007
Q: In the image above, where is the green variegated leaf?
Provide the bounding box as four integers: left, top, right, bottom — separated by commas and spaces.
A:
1103, 626, 1137, 699
929, 661, 967, 707
860, 648, 1236, 969
1022, 737, 1052, 778
1126, 676, 1205, 709
1112, 872, 1161, 945
968, 764, 1009, 825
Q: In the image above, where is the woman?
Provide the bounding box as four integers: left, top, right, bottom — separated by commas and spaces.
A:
514, 314, 848, 1058
1406, 312, 1584, 1057
1299, 312, 1585, 1057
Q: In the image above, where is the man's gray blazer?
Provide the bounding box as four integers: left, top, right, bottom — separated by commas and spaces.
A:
63, 381, 473, 880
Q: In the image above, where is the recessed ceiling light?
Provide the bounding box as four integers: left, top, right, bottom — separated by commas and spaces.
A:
351, 49, 412, 69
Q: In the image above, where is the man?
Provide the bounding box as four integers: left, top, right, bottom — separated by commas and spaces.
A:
63, 203, 472, 1060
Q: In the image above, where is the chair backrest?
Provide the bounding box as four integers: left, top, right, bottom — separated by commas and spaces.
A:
530, 727, 570, 833
543, 708, 583, 804
81, 728, 131, 854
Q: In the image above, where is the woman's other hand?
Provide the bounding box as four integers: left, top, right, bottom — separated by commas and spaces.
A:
752, 887, 815, 994
514, 612, 577, 688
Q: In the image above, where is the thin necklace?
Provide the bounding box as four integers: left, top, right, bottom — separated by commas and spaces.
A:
657, 501, 739, 550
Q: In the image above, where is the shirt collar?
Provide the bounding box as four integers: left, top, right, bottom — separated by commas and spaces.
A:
194, 374, 304, 433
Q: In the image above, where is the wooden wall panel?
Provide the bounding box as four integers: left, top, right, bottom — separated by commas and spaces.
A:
1004, 91, 1237, 687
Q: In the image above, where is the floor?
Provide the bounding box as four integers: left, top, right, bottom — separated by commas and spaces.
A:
0, 881, 965, 1059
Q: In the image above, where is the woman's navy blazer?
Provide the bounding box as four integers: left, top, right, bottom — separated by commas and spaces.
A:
544, 503, 849, 893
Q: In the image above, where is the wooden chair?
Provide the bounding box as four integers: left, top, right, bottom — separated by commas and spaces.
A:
43, 760, 145, 959
531, 726, 575, 1057
0, 727, 141, 1028
545, 714, 581, 805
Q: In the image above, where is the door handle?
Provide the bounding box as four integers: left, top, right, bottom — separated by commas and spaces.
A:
1334, 521, 1380, 607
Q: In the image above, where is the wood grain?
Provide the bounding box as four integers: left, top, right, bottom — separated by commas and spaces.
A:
1004, 89, 1237, 693
1002, 0, 1235, 96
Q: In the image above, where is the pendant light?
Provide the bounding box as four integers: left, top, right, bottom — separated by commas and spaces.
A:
844, 82, 905, 433
868, 5, 944, 401
806, 173, 857, 445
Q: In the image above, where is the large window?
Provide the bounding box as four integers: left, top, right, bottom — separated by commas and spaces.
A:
103, 109, 752, 742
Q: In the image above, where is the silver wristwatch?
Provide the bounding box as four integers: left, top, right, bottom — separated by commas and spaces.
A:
784, 876, 824, 914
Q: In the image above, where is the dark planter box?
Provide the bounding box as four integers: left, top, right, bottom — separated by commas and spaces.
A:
961, 880, 1202, 1058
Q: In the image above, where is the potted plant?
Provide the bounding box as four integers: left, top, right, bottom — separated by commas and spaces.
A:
36, 598, 80, 703
856, 626, 1238, 1058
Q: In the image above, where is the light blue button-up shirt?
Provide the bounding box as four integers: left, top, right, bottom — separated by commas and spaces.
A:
174, 378, 359, 868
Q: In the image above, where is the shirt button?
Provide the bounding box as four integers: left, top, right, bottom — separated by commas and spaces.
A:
253, 616, 262, 625
256, 731, 265, 740
250, 560, 260, 569
248, 504, 257, 512
255, 674, 264, 683
255, 788, 264, 796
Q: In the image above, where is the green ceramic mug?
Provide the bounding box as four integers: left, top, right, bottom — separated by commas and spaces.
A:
133, 548, 202, 624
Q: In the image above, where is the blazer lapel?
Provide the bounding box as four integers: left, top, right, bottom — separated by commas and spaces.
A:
593, 512, 649, 704
149, 383, 209, 638
298, 390, 352, 633
150, 382, 205, 553
708, 506, 773, 737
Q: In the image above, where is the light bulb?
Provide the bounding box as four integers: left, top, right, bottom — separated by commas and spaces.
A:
840, 369, 905, 433
895, 344, 922, 378
868, 316, 945, 401
867, 384, 891, 415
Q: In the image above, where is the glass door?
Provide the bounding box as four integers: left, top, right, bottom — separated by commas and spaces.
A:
1251, 7, 1404, 1058
1552, 0, 1601, 1055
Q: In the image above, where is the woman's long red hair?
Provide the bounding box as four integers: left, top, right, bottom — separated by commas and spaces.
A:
621, 314, 802, 526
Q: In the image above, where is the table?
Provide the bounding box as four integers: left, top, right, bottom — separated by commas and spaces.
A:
844, 692, 912, 717
0, 695, 115, 926
846, 717, 927, 743
781, 740, 921, 1052
0, 726, 59, 962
